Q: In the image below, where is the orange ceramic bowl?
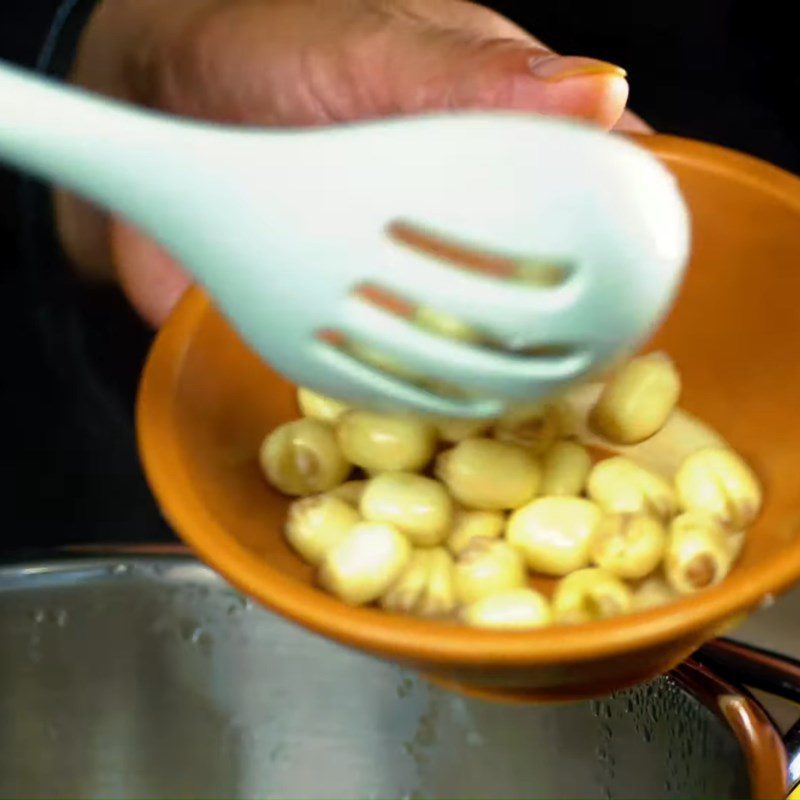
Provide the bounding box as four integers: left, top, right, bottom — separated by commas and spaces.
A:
137, 134, 800, 701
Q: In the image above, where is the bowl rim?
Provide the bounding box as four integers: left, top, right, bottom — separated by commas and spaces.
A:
137, 133, 800, 668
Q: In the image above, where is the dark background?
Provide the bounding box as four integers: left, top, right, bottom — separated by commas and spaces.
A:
0, 1, 797, 548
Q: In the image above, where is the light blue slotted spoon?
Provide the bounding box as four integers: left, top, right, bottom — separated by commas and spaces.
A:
0, 59, 690, 418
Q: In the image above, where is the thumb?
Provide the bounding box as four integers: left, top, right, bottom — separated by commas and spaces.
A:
389, 37, 628, 130
113, 47, 630, 328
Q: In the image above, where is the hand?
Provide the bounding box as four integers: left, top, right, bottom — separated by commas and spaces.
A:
57, 0, 646, 327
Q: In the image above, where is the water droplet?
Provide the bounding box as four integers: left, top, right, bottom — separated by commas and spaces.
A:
177, 618, 198, 641
111, 563, 130, 576
759, 592, 776, 609
396, 677, 414, 699
467, 730, 484, 747
55, 610, 68, 627
190, 628, 214, 656
31, 608, 46, 624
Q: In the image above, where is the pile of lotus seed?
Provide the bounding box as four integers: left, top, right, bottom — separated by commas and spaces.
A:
259, 353, 762, 631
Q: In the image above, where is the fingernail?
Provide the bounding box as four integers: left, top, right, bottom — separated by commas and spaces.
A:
529, 55, 627, 82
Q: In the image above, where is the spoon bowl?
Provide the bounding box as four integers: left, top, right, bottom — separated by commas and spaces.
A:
0, 60, 688, 414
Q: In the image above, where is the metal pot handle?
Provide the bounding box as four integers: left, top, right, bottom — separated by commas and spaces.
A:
696, 638, 800, 797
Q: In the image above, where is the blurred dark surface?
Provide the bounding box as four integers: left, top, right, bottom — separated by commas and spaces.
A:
0, 1, 797, 549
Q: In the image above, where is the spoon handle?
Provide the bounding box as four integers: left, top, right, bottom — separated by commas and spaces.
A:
0, 59, 215, 233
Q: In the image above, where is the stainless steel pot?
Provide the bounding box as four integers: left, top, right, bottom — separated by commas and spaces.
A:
0, 551, 797, 799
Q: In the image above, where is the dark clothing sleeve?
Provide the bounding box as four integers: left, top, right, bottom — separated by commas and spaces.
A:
37, 0, 97, 77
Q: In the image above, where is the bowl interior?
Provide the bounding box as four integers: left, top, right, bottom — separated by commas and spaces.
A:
137, 134, 800, 671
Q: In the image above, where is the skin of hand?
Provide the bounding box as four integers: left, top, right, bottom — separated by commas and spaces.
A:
56, 0, 649, 327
